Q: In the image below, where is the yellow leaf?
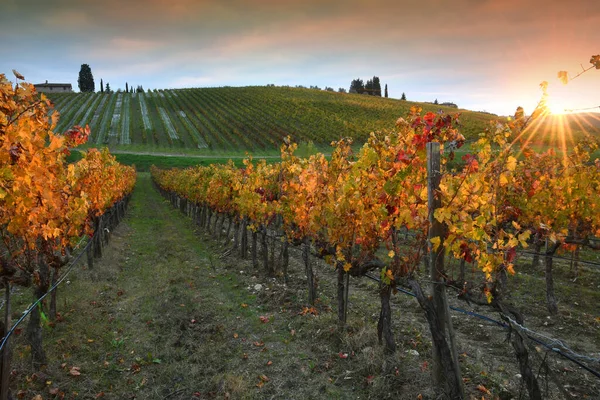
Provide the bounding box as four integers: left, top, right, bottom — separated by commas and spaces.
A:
499, 173, 508, 186
511, 221, 521, 230
430, 236, 441, 251
343, 262, 352, 272
506, 156, 517, 172
506, 264, 515, 275
388, 250, 395, 259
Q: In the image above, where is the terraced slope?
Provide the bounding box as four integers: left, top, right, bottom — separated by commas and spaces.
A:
46, 86, 574, 153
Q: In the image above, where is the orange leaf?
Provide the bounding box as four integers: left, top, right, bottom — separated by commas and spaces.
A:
476, 384, 491, 394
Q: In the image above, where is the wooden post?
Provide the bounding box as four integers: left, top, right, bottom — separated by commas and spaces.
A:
427, 142, 463, 398
0, 283, 11, 400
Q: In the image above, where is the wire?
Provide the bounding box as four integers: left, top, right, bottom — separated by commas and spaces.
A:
0, 234, 94, 352
516, 250, 600, 268
563, 105, 600, 113
363, 273, 600, 380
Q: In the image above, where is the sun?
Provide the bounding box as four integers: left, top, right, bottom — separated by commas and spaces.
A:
546, 94, 569, 115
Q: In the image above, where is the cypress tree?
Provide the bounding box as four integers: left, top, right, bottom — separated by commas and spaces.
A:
385, 84, 388, 98
401, 92, 406, 100
372, 76, 381, 96
78, 64, 95, 92
125, 82, 129, 93
100, 78, 104, 93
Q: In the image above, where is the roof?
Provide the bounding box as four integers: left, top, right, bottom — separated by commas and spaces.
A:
34, 82, 72, 87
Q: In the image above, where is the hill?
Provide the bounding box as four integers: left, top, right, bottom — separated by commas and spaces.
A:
46, 86, 499, 154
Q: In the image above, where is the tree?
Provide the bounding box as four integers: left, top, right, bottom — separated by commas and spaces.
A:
105, 82, 111, 93
100, 79, 104, 93
325, 86, 334, 92
136, 85, 144, 93
365, 79, 373, 95
338, 88, 347, 93
349, 78, 364, 94
434, 98, 439, 105
77, 64, 95, 92
385, 84, 388, 98
125, 82, 129, 93
401, 92, 406, 100
372, 76, 382, 96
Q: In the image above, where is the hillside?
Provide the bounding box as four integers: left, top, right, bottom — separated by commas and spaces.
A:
46, 87, 498, 154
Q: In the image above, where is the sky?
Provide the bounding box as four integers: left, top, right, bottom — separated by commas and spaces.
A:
1, 0, 598, 116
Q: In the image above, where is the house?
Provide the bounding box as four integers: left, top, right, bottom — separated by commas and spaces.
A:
34, 80, 73, 93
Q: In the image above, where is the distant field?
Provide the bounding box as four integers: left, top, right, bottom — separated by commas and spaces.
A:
47, 86, 499, 153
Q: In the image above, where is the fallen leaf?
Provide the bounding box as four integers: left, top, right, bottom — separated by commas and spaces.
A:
476, 384, 491, 394
241, 303, 248, 308
233, 333, 239, 339
339, 352, 348, 359
69, 366, 81, 376
290, 329, 296, 336
266, 360, 273, 366
49, 387, 60, 395
95, 392, 105, 398
253, 341, 264, 347
259, 316, 269, 323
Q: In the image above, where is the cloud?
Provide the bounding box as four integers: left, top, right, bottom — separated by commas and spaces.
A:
1, 0, 598, 115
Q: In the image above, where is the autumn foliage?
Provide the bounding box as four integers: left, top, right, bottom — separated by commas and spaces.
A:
0, 71, 135, 287
153, 103, 600, 307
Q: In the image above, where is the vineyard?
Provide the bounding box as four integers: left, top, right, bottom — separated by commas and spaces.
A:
46, 87, 503, 153
3, 68, 600, 399
151, 105, 600, 399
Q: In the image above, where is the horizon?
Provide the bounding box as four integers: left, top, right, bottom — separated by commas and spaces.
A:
1, 0, 599, 116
